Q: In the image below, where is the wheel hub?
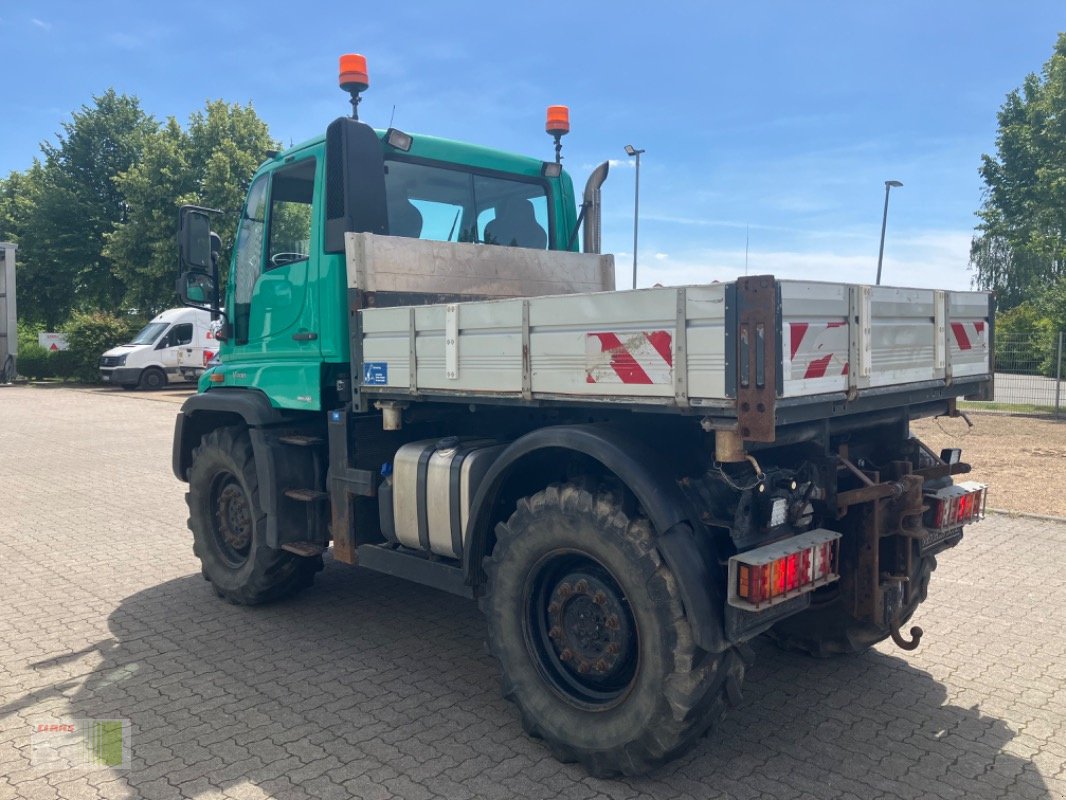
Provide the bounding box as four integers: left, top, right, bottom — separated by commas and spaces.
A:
213, 479, 251, 564
546, 573, 630, 679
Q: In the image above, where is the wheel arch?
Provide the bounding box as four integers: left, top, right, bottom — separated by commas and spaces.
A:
173, 388, 324, 551
172, 389, 286, 481
465, 423, 728, 653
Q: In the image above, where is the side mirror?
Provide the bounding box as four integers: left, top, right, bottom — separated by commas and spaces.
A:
178, 207, 213, 271
324, 116, 388, 253
176, 270, 216, 307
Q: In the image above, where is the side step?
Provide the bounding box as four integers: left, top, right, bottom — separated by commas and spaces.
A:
278, 435, 323, 447
284, 488, 329, 502
355, 544, 473, 598
281, 542, 326, 557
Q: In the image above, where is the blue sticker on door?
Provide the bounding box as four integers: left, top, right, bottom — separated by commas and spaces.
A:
363, 362, 389, 385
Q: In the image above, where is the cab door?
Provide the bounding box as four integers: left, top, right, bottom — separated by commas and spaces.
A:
226, 151, 323, 407
157, 322, 193, 378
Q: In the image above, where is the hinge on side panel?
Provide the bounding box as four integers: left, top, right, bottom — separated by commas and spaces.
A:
674, 288, 689, 407
734, 276, 777, 442
847, 284, 872, 399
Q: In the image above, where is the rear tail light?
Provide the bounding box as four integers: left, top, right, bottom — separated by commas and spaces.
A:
925, 481, 987, 532
728, 529, 841, 611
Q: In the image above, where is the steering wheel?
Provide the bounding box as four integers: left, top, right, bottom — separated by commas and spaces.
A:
270, 252, 306, 267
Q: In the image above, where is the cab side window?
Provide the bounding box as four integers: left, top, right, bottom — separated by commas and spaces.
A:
233, 175, 269, 344
156, 323, 193, 350
267, 158, 315, 269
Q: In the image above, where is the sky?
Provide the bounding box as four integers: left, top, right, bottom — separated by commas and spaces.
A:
1, 1, 1063, 291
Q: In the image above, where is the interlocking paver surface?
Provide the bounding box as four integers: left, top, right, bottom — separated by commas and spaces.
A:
0, 384, 1063, 800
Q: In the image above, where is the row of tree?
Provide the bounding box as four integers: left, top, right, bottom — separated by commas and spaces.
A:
971, 32, 1066, 316
0, 91, 276, 328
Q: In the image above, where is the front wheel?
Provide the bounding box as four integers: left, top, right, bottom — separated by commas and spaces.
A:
483, 484, 745, 777
138, 366, 166, 390
186, 427, 321, 604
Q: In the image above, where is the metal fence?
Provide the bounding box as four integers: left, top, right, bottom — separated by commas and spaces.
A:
973, 330, 1066, 414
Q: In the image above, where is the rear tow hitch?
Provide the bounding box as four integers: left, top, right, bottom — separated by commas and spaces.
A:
890, 621, 923, 651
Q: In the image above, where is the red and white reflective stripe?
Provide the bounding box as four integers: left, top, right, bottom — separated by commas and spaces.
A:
586, 331, 672, 385
788, 321, 848, 380
950, 321, 986, 351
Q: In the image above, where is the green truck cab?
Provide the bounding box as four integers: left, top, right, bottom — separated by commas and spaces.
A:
191, 126, 580, 410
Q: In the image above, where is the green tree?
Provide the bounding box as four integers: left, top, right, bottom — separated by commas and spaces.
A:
0, 161, 82, 329
970, 33, 1066, 310
2, 91, 155, 326
107, 100, 276, 314
37, 90, 157, 313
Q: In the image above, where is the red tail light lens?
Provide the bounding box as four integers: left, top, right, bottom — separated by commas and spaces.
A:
926, 482, 987, 532
729, 529, 842, 611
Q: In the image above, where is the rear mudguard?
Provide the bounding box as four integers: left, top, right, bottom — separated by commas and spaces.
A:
464, 423, 729, 653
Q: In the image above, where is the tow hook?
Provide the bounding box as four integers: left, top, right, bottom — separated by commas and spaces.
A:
890, 621, 923, 650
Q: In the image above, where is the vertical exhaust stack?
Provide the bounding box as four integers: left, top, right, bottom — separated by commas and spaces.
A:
582, 161, 610, 255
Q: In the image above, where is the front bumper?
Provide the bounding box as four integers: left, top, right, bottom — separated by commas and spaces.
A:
100, 367, 141, 385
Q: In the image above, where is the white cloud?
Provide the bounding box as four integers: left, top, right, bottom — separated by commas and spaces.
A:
30, 17, 51, 30
654, 252, 668, 261
629, 229, 977, 292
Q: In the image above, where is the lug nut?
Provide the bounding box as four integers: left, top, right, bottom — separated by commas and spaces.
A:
593, 591, 607, 606
548, 626, 562, 640
557, 583, 573, 598
575, 579, 589, 593
606, 643, 619, 655
577, 661, 590, 674
605, 615, 620, 631
595, 659, 609, 673
559, 648, 573, 662
547, 601, 561, 614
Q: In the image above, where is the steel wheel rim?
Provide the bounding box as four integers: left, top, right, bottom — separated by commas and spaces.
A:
522, 549, 639, 709
211, 473, 252, 567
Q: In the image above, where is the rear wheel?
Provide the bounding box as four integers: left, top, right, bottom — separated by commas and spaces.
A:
483, 484, 745, 776
187, 427, 321, 604
138, 366, 166, 390
768, 543, 935, 657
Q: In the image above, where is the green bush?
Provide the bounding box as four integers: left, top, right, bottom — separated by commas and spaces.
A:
61, 311, 137, 383
16, 343, 56, 380
994, 302, 1056, 375
17, 319, 44, 353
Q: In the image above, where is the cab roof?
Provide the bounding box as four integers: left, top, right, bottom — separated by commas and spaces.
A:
266, 125, 563, 183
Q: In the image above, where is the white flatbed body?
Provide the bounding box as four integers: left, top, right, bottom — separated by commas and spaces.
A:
345, 234, 993, 438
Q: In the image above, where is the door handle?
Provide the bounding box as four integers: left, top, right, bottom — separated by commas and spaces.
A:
292, 331, 318, 341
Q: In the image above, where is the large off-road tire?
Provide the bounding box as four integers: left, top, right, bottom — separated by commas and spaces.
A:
187, 427, 322, 605
767, 544, 936, 657
482, 484, 745, 777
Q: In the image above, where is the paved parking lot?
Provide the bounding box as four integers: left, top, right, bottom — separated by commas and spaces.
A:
0, 385, 1064, 800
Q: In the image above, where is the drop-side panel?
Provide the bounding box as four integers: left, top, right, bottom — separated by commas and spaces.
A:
868, 286, 939, 389
780, 281, 850, 397
345, 232, 615, 298
359, 272, 991, 412
948, 292, 991, 380
360, 285, 730, 403
780, 280, 992, 399
529, 289, 679, 399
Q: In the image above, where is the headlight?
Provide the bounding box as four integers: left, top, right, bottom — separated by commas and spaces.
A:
116, 354, 127, 366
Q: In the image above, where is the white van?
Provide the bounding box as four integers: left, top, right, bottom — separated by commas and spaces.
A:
99, 307, 220, 390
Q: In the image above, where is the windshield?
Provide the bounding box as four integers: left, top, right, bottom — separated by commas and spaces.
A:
129, 322, 169, 346
384, 159, 550, 249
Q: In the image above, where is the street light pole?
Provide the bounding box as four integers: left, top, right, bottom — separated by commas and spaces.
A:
625, 144, 645, 289
876, 180, 903, 286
